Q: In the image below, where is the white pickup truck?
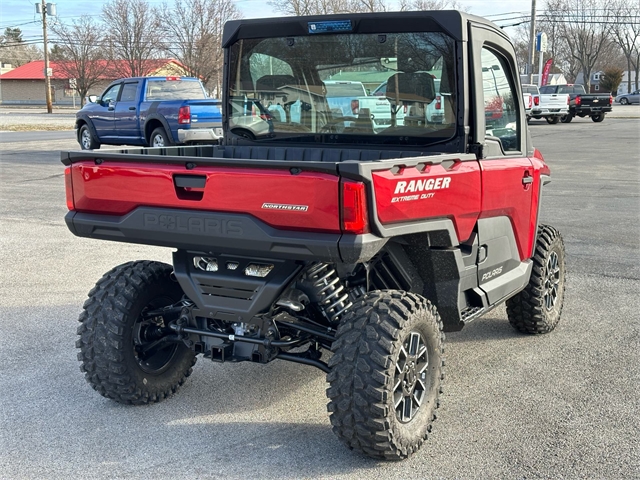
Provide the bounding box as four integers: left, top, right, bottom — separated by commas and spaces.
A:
522, 84, 569, 124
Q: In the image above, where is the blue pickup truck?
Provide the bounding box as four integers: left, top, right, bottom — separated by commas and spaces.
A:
75, 76, 222, 150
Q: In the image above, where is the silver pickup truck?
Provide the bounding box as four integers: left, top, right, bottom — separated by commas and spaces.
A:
522, 84, 569, 124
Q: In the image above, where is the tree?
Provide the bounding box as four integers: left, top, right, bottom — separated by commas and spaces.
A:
609, 0, 640, 93
157, 0, 241, 94
0, 27, 42, 67
599, 67, 623, 94
544, 0, 613, 91
101, 0, 162, 77
50, 16, 109, 106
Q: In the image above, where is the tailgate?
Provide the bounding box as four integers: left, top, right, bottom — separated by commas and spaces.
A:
579, 96, 610, 107
67, 160, 340, 233
187, 100, 222, 128
541, 94, 568, 108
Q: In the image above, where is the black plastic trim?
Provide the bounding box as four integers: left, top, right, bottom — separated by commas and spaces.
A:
66, 208, 345, 262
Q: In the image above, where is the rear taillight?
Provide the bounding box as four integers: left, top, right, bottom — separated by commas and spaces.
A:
351, 99, 359, 115
178, 106, 191, 124
341, 180, 369, 234
534, 96, 539, 106
64, 166, 74, 211
609, 94, 613, 105
403, 104, 408, 114
259, 113, 272, 121
528, 96, 532, 108
435, 95, 441, 109
575, 96, 581, 106
567, 96, 570, 105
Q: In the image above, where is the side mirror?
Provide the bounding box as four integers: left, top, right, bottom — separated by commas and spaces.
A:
87, 95, 98, 103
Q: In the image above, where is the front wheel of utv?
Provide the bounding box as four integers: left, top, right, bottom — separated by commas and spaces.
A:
506, 225, 566, 334
327, 291, 444, 460
77, 260, 196, 405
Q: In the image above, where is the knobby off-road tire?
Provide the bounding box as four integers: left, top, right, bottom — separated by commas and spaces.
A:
327, 291, 444, 460
77, 261, 196, 405
506, 225, 566, 334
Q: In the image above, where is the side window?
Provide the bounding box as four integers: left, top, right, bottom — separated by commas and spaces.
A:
481, 48, 519, 152
102, 84, 121, 104
120, 83, 138, 102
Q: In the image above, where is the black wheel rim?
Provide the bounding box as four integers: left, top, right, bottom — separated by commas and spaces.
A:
133, 296, 178, 374
393, 331, 429, 423
544, 251, 561, 311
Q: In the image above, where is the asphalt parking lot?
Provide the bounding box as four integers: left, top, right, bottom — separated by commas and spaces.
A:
0, 119, 639, 479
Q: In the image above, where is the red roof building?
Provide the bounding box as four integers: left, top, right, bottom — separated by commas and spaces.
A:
0, 59, 191, 105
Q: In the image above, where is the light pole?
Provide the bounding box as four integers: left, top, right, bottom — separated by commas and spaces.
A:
37, 1, 56, 113
528, 0, 537, 84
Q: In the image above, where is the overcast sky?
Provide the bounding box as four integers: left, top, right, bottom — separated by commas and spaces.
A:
1, 0, 534, 47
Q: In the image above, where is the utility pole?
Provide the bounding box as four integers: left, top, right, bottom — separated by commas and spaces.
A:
39, 0, 53, 113
528, 0, 537, 84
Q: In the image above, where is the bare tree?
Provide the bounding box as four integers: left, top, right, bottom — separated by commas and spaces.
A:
403, 0, 467, 10
51, 16, 109, 105
545, 0, 613, 91
157, 0, 241, 94
0, 27, 42, 67
102, 0, 162, 77
609, 0, 640, 92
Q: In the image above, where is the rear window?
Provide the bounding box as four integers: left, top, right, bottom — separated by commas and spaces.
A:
522, 85, 539, 94
145, 80, 206, 100
324, 82, 367, 97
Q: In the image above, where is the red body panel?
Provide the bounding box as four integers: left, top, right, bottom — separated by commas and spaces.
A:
70, 161, 341, 233
478, 157, 535, 260
371, 161, 481, 243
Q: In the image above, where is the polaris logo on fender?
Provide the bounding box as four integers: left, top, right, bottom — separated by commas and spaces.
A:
143, 213, 243, 236
394, 177, 452, 194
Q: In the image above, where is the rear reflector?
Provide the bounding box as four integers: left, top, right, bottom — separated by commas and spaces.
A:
341, 180, 369, 234
178, 106, 191, 124
64, 166, 74, 211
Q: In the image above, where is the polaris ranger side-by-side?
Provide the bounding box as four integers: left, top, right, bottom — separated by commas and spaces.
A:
64, 11, 566, 460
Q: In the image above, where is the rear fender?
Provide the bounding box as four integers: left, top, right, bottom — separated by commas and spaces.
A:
144, 114, 176, 144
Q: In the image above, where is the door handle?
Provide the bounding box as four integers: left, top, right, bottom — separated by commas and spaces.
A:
522, 172, 533, 185
108, 106, 114, 111
129, 106, 136, 111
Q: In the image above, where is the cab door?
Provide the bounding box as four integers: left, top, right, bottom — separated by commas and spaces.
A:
92, 83, 121, 140
469, 24, 539, 303
113, 81, 141, 141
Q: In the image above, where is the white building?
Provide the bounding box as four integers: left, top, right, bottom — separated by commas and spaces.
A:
617, 71, 639, 95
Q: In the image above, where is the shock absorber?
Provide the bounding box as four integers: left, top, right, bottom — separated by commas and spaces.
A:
303, 263, 353, 323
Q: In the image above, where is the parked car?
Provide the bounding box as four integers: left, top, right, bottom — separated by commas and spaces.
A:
539, 84, 612, 123
615, 90, 640, 105
522, 83, 569, 124
76, 76, 222, 150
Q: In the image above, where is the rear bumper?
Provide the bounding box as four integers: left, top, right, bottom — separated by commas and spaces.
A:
573, 106, 612, 115
65, 207, 387, 263
531, 107, 568, 116
177, 127, 223, 144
